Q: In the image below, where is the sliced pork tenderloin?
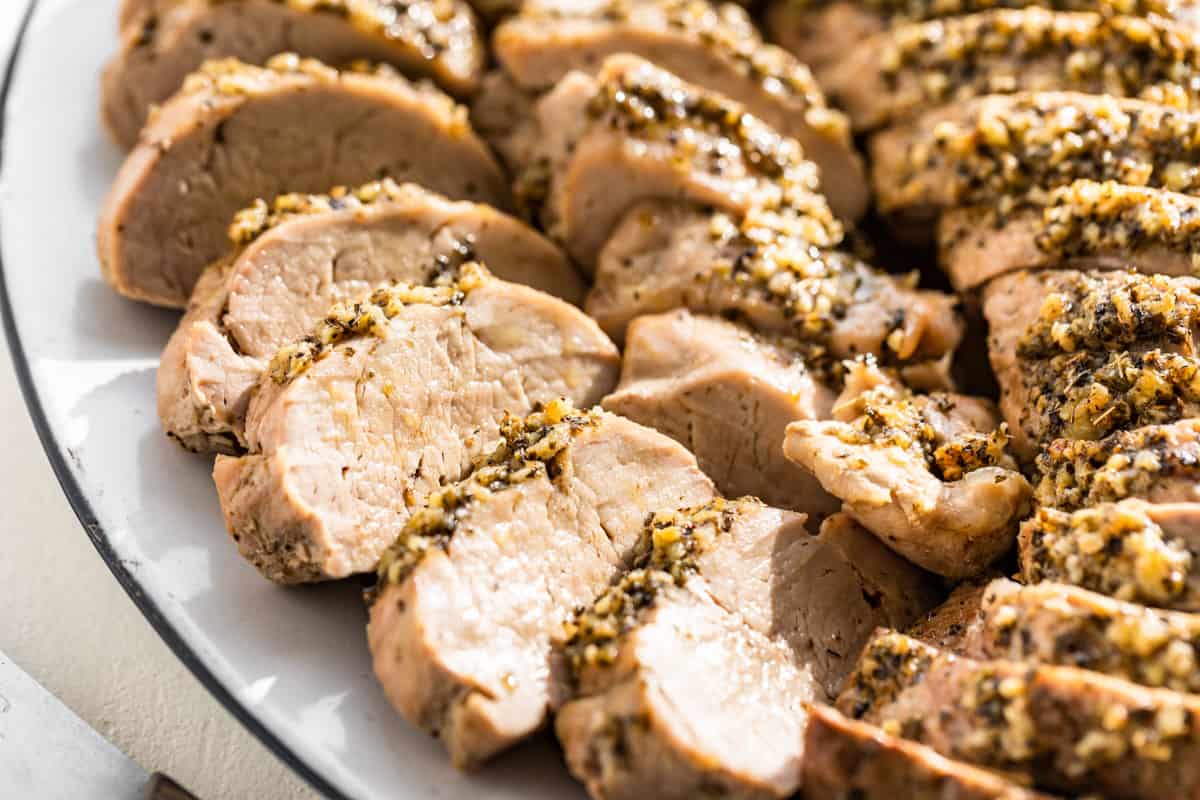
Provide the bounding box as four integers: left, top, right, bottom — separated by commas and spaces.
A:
871, 93, 1200, 223
783, 357, 1032, 579
801, 704, 1054, 800
966, 578, 1200, 694
939, 182, 1200, 293
820, 9, 1200, 132
601, 310, 839, 518
1035, 420, 1200, 511
905, 579, 992, 651
158, 180, 582, 454
1019, 499, 1200, 612
982, 269, 1200, 460
492, 0, 867, 220
586, 201, 964, 377
622, 502, 938, 694
368, 405, 718, 768
763, 0, 1194, 76
556, 582, 811, 800
213, 264, 619, 584
840, 629, 1200, 800
558, 572, 817, 800
469, 70, 537, 172
524, 54, 839, 269
555, 499, 937, 798
98, 56, 509, 309
103, 0, 484, 147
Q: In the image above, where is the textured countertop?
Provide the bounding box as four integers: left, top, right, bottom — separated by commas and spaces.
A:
0, 4, 318, 797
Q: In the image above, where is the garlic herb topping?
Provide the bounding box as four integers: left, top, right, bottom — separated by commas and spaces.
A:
268, 260, 487, 384
375, 399, 602, 588
1021, 502, 1195, 608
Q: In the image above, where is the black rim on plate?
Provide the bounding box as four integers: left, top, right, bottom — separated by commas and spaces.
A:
0, 3, 347, 797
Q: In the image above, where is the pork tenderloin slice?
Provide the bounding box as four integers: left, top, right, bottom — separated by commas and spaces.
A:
905, 579, 992, 652
939, 182, 1200, 293
103, 0, 483, 148
777, 511, 941, 693
367, 406, 718, 767
558, 572, 816, 800
762, 0, 1194, 75
98, 56, 509, 309
871, 92, 1200, 218
527, 54, 839, 270
801, 704, 1054, 800
783, 358, 1032, 579
158, 180, 581, 454
841, 630, 1200, 800
634, 500, 939, 694
586, 201, 964, 372
556, 498, 936, 798
1035, 420, 1200, 511
493, 0, 867, 221
821, 9, 1200, 133
982, 269, 1200, 460
213, 265, 620, 583
601, 310, 839, 517
967, 578, 1200, 694
1019, 499, 1200, 613
469, 70, 537, 173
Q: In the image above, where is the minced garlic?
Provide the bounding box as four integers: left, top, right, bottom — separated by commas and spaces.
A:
1035, 421, 1200, 509
268, 261, 487, 383
228, 178, 433, 245
374, 399, 602, 590
1020, 502, 1195, 608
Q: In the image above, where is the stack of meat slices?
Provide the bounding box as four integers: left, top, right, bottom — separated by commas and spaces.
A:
100, 0, 1200, 796
766, 0, 1200, 797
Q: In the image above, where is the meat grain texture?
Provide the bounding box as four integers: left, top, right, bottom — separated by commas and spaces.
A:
158, 179, 581, 454
368, 407, 717, 767
214, 265, 619, 583
104, 0, 485, 146
98, 55, 508, 308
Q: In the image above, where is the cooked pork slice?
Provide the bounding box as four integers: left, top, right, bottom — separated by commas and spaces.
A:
586, 201, 964, 374
636, 501, 939, 693
783, 358, 1032, 579
1035, 420, 1200, 511
967, 578, 1200, 694
840, 630, 1200, 799
368, 406, 718, 767
763, 0, 1194, 75
982, 269, 1200, 460
97, 56, 508, 309
103, 0, 484, 148
525, 54, 838, 269
871, 93, 1200, 219
1019, 499, 1200, 612
601, 310, 839, 517
212, 265, 619, 584
797, 512, 942, 690
557, 573, 817, 800
158, 180, 582, 455
905, 579, 992, 651
820, 10, 1200, 132
469, 70, 538, 172
560, 590, 811, 800
801, 704, 1053, 800
492, 0, 867, 220
940, 182, 1200, 293
118, 0, 163, 28
555, 498, 936, 798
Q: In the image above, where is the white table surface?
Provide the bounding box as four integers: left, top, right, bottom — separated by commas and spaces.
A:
0, 3, 318, 797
